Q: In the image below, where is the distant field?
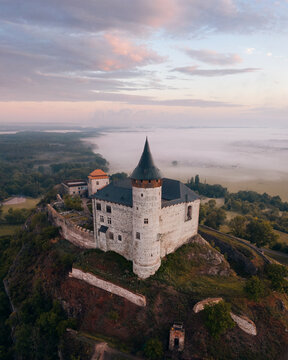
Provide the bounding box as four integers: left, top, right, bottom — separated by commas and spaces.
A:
1, 197, 40, 214
0, 225, 21, 236
275, 230, 288, 245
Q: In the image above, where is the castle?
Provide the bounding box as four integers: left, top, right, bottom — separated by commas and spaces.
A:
91, 139, 200, 279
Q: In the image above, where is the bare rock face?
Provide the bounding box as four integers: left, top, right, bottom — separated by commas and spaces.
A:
193, 297, 223, 313
230, 312, 257, 336
190, 234, 233, 276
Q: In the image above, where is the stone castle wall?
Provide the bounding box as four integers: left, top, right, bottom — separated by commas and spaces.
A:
159, 199, 200, 258
69, 268, 146, 307
92, 199, 133, 259
47, 204, 96, 249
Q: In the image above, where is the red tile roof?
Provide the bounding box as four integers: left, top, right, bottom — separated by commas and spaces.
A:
88, 169, 108, 179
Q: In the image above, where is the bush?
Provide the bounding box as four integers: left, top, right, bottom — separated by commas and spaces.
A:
143, 338, 163, 360
203, 301, 235, 338
244, 276, 266, 301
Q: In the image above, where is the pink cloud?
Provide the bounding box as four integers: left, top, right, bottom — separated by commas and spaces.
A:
98, 33, 163, 71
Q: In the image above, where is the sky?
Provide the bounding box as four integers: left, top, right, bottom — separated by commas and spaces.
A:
1, 0, 288, 128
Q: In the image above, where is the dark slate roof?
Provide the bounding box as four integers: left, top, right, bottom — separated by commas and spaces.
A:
130, 138, 162, 180
92, 178, 199, 208
92, 179, 133, 207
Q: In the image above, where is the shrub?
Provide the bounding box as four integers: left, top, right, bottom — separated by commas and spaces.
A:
244, 276, 266, 301
203, 301, 235, 338
143, 338, 163, 360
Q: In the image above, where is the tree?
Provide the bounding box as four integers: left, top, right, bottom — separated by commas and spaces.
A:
246, 218, 278, 247
244, 276, 266, 301
204, 208, 226, 230
63, 195, 83, 211
195, 174, 200, 187
143, 338, 163, 360
203, 301, 235, 338
229, 216, 247, 238
265, 264, 288, 292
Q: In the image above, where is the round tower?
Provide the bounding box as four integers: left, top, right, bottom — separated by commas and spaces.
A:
131, 138, 162, 279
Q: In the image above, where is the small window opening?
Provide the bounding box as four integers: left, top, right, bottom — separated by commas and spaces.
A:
136, 232, 140, 240
96, 181, 99, 185
144, 218, 148, 224
96, 203, 101, 210
109, 232, 114, 240
106, 205, 111, 213
187, 205, 192, 220
108, 217, 112, 224
174, 338, 179, 348
141, 193, 143, 197
118, 235, 122, 241
100, 215, 104, 222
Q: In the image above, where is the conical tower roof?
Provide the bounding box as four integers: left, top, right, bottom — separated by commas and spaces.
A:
130, 138, 162, 180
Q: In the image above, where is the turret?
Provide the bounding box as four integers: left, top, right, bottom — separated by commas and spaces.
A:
131, 138, 162, 279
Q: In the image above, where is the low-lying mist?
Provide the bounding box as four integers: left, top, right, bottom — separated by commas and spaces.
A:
84, 127, 288, 200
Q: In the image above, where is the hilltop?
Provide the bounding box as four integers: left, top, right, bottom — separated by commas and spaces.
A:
1, 208, 288, 360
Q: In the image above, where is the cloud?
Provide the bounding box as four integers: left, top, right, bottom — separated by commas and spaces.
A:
184, 49, 242, 65
0, 22, 164, 100
0, 0, 283, 35
90, 92, 240, 107
173, 66, 260, 77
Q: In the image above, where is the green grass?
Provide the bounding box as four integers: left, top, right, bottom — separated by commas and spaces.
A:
2, 197, 40, 214
0, 225, 21, 236
73, 239, 245, 302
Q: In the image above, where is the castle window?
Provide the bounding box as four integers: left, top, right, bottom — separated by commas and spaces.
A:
186, 206, 192, 221
96, 203, 101, 210
136, 232, 140, 240
141, 193, 143, 197
118, 235, 122, 241
108, 217, 112, 224
96, 181, 99, 185
109, 232, 114, 240
106, 205, 111, 213
100, 215, 104, 222
144, 218, 148, 224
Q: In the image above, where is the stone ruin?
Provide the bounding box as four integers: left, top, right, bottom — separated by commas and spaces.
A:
169, 322, 185, 352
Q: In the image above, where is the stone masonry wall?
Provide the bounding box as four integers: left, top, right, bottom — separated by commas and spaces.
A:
159, 199, 200, 258
69, 268, 146, 307
93, 199, 133, 259
47, 204, 96, 249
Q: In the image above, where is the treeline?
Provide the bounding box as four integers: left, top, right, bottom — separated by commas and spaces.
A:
187, 175, 228, 198
0, 132, 108, 200
187, 175, 288, 235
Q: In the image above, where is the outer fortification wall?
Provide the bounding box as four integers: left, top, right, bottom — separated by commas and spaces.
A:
47, 204, 96, 249
69, 268, 146, 307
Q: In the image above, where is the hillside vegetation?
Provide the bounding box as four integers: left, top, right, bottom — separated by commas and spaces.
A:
1, 206, 288, 360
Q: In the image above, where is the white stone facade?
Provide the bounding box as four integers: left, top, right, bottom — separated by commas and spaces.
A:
92, 183, 200, 279
92, 200, 133, 258
88, 177, 109, 196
